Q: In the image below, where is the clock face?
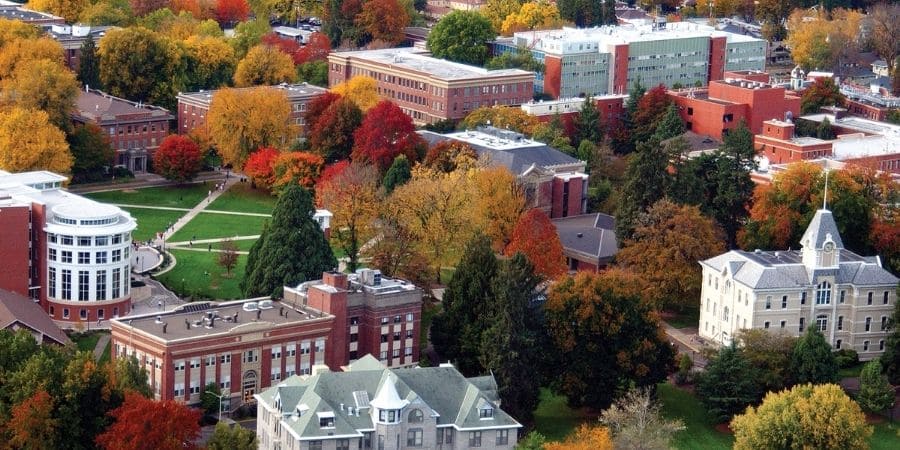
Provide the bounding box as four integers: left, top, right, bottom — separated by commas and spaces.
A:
824, 242, 834, 252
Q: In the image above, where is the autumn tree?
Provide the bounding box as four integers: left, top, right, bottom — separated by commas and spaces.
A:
483, 0, 521, 31
801, 77, 845, 114
630, 84, 672, 147
98, 27, 184, 108
183, 35, 236, 91
215, 0, 249, 25
731, 384, 871, 450
544, 424, 613, 450
234, 44, 296, 87
270, 151, 324, 192
459, 106, 540, 135
382, 154, 411, 193
218, 239, 239, 276
230, 18, 270, 58
261, 32, 301, 62
207, 87, 295, 167
352, 100, 422, 170
500, 0, 564, 36
129, 0, 167, 16
472, 166, 525, 251
870, 2, 900, 96
295, 32, 331, 65
0, 58, 78, 131
330, 75, 379, 112
317, 162, 380, 271
884, 297, 900, 384
423, 141, 477, 174
696, 344, 763, 423
355, 0, 409, 45
27, 0, 88, 23
599, 388, 684, 450
427, 10, 495, 66
790, 327, 839, 385
243, 147, 280, 189
95, 391, 201, 450
786, 8, 862, 72
206, 422, 258, 450
153, 135, 203, 183
365, 218, 432, 289
242, 185, 337, 297
545, 272, 675, 409
302, 91, 341, 129
0, 107, 72, 174
308, 97, 363, 162
7, 389, 59, 450
735, 328, 797, 394
505, 209, 566, 279
617, 200, 726, 310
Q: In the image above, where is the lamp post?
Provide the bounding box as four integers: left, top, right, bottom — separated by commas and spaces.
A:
205, 390, 228, 422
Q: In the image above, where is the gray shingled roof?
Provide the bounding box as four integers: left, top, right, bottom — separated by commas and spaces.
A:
417, 130, 580, 175
800, 209, 844, 250
0, 288, 70, 345
552, 213, 618, 262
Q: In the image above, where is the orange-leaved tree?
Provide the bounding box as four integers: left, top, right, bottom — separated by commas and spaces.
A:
0, 107, 72, 174
352, 100, 422, 171
505, 208, 566, 279
317, 162, 380, 271
153, 135, 203, 183
472, 166, 525, 251
243, 147, 280, 189
7, 389, 59, 450
354, 0, 410, 45
214, 0, 249, 25
544, 424, 614, 450
271, 151, 324, 193
423, 140, 478, 174
95, 391, 201, 450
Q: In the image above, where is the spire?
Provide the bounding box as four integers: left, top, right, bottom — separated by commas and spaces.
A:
822, 168, 829, 210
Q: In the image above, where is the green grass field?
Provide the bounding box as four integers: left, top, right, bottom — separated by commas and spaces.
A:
69, 331, 101, 353
208, 183, 276, 214
169, 212, 269, 242
123, 207, 185, 242
213, 239, 257, 252
85, 183, 210, 209
658, 383, 735, 449
532, 388, 595, 441
156, 249, 247, 300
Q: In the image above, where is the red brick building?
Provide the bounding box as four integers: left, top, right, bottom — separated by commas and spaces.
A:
520, 95, 627, 133
327, 48, 534, 124
755, 120, 833, 164
73, 89, 173, 173
46, 24, 112, 70
110, 270, 422, 409
175, 83, 329, 138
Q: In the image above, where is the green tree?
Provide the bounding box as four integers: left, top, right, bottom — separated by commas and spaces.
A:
856, 358, 895, 413
731, 384, 871, 450
58, 351, 123, 450
735, 328, 797, 394
653, 103, 685, 141
479, 253, 545, 424
206, 422, 258, 450
883, 294, 900, 384
696, 344, 762, 423
431, 233, 498, 376
817, 116, 835, 140
230, 18, 270, 58
614, 138, 671, 242
68, 123, 113, 184
200, 382, 222, 416
576, 97, 602, 144
76, 35, 101, 89
790, 327, 838, 385
382, 154, 411, 194
556, 0, 602, 27
801, 77, 845, 114
112, 355, 152, 398
242, 185, 337, 297
485, 46, 545, 72
297, 60, 328, 87
612, 79, 645, 153
516, 432, 548, 450
713, 120, 755, 248
427, 10, 495, 66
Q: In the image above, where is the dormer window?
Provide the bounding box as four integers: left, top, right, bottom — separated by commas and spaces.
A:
378, 409, 399, 423
317, 411, 335, 428
479, 405, 493, 419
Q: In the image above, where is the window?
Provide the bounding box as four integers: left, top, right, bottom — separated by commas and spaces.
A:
78, 271, 89, 301
61, 235, 73, 245
309, 441, 322, 450
112, 268, 121, 298
190, 382, 200, 394
220, 354, 231, 364
243, 350, 258, 363
315, 339, 324, 352
271, 345, 282, 359
406, 429, 423, 447
392, 349, 400, 358
723, 306, 729, 321
393, 332, 401, 341
174, 360, 185, 371
801, 292, 807, 305
406, 330, 414, 339
840, 290, 846, 303
63, 308, 69, 319
336, 440, 350, 450
868, 292, 873, 305
381, 317, 389, 325
866, 317, 872, 332
836, 339, 842, 349
112, 249, 121, 262
406, 313, 414, 322
301, 341, 310, 354
799, 317, 805, 332
380, 351, 388, 360
780, 320, 786, 329
350, 317, 360, 326
469, 431, 482, 447
404, 347, 413, 356
48, 248, 57, 261
190, 359, 200, 369
49, 268, 56, 298
864, 341, 870, 351
782, 295, 788, 308
381, 334, 388, 343
880, 340, 885, 351
61, 270, 71, 300
764, 321, 770, 329
286, 344, 296, 357
205, 356, 216, 366
96, 236, 108, 246
765, 296, 771, 309
408, 409, 423, 423
838, 316, 843, 330
479, 405, 493, 418
496, 429, 509, 446
882, 316, 888, 331
220, 376, 231, 389
319, 415, 334, 428
884, 291, 890, 304
816, 281, 832, 305
61, 251, 72, 263
96, 251, 107, 264
112, 234, 122, 244
78, 236, 91, 246
816, 315, 828, 332
394, 315, 402, 323
80, 309, 87, 320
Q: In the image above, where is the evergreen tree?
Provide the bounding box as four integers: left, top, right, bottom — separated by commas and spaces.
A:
602, 0, 617, 25
430, 233, 498, 376
696, 344, 762, 423
713, 121, 756, 248
614, 138, 670, 242
653, 103, 685, 141
883, 296, 900, 384
576, 139, 596, 167
790, 327, 839, 385
856, 359, 895, 413
76, 36, 101, 90
817, 117, 835, 140
479, 253, 546, 424
576, 97, 602, 144
242, 186, 337, 297
382, 155, 412, 194
613, 79, 645, 153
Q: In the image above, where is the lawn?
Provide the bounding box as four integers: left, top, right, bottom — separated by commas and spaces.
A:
532, 388, 595, 441
123, 207, 185, 242
85, 183, 210, 209
213, 239, 257, 252
99, 340, 111, 364
169, 212, 269, 242
838, 362, 865, 379
156, 249, 247, 300
658, 383, 735, 450
208, 183, 276, 214
69, 331, 101, 353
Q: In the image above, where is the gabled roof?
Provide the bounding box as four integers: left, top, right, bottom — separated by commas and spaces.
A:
552, 213, 619, 262
0, 289, 69, 345
800, 209, 844, 250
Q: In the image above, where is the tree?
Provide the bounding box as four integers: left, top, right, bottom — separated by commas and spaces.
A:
200, 382, 221, 416
735, 328, 797, 394
109, 355, 152, 398
614, 139, 671, 241
556, 0, 603, 27
365, 218, 432, 289
817, 116, 835, 140
215, 0, 249, 25
0, 58, 79, 131
616, 199, 726, 310
884, 296, 900, 384
695, 344, 763, 423
95, 391, 201, 450
599, 388, 684, 450
713, 120, 755, 248
68, 122, 113, 184
869, 2, 900, 96
790, 327, 839, 385
517, 432, 548, 450
317, 162, 380, 271
234, 44, 296, 87
242, 185, 337, 297
297, 60, 329, 87
77, 35, 101, 89
207, 87, 295, 167
153, 135, 203, 182
98, 27, 184, 108
505, 209, 566, 279
544, 424, 614, 450
500, 0, 564, 36
483, 0, 522, 31
129, 0, 168, 16
330, 75, 378, 112
27, 0, 88, 23
270, 151, 324, 192
0, 18, 39, 48
243, 147, 280, 189
322, 0, 364, 47
295, 32, 331, 65
485, 46, 545, 72
459, 106, 540, 135
857, 358, 895, 413
423, 141, 477, 174
786, 9, 862, 72
576, 97, 602, 145
731, 384, 871, 450
431, 233, 498, 375
206, 422, 258, 450
631, 84, 672, 147
7, 390, 58, 450
183, 35, 236, 90
545, 272, 675, 409
302, 91, 341, 129
472, 166, 525, 251
218, 239, 239, 276
0, 36, 63, 80
355, 0, 409, 45
427, 10, 495, 66
230, 18, 270, 58
653, 103, 685, 141
308, 97, 363, 162
352, 100, 422, 171
58, 351, 124, 450
0, 107, 72, 174
382, 154, 411, 194
801, 77, 845, 114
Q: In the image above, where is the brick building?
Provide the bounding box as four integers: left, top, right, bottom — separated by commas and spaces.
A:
175, 83, 329, 137
327, 48, 534, 124
668, 77, 801, 140
73, 89, 173, 173
840, 82, 900, 122
755, 119, 833, 165
46, 24, 112, 70
110, 270, 422, 409
520, 94, 627, 132
494, 22, 765, 99
797, 114, 900, 175
0, 171, 136, 327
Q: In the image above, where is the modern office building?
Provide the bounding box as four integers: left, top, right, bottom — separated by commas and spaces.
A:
327, 48, 535, 124
494, 22, 765, 99
0, 170, 136, 326
256, 355, 521, 450
698, 208, 898, 360
176, 83, 329, 138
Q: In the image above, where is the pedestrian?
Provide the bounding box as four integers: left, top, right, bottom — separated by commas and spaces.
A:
189, 240, 193, 248
208, 243, 212, 252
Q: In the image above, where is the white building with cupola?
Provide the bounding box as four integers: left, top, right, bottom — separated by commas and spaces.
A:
698, 207, 898, 360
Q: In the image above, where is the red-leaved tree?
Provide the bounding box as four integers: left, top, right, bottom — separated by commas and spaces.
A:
8, 390, 58, 450
214, 0, 249, 25
130, 0, 168, 16
296, 32, 332, 65
309, 97, 363, 162
153, 135, 204, 183
352, 100, 422, 171
304, 92, 341, 127
631, 84, 672, 142
271, 151, 325, 192
505, 208, 567, 279
317, 160, 350, 193
261, 33, 302, 64
243, 147, 280, 189
95, 391, 201, 450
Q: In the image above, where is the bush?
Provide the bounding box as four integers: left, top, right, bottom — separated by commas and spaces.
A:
111, 166, 134, 179
835, 349, 859, 369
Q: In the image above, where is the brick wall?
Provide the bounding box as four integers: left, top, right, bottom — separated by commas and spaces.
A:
0, 205, 31, 296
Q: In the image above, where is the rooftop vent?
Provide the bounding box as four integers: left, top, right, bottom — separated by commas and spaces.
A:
258, 300, 274, 310
243, 302, 259, 312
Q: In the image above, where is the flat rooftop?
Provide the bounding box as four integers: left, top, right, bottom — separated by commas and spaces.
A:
0, 5, 61, 21
330, 48, 533, 80
114, 299, 332, 341
802, 113, 900, 137
177, 83, 328, 104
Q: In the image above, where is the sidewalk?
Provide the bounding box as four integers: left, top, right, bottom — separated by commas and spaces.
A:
158, 176, 240, 244
92, 333, 110, 360
69, 171, 232, 194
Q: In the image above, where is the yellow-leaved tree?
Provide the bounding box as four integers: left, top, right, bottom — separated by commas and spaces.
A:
0, 18, 39, 47
233, 44, 296, 87
0, 107, 72, 173
731, 383, 871, 450
207, 87, 296, 167
483, 0, 522, 31
0, 37, 64, 80
316, 162, 381, 272
27, 0, 88, 23
459, 106, 540, 135
500, 0, 565, 36
786, 8, 863, 71
471, 165, 525, 251
0, 58, 79, 131
544, 424, 614, 450
331, 76, 379, 112
183, 35, 236, 90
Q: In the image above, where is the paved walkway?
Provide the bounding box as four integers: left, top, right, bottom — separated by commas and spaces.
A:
151, 176, 240, 249
69, 171, 235, 194
663, 323, 709, 369
92, 333, 110, 360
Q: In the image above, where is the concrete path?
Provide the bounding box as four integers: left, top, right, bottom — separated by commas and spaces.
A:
109, 204, 271, 218
92, 333, 110, 360
167, 235, 261, 246
156, 176, 240, 245
663, 323, 708, 369
69, 171, 236, 194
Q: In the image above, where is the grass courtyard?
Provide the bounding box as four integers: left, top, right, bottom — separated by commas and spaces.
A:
85, 183, 210, 209
207, 183, 276, 214
122, 207, 184, 242
156, 249, 247, 300
169, 212, 269, 242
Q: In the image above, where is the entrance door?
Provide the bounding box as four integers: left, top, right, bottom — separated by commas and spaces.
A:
242, 370, 257, 403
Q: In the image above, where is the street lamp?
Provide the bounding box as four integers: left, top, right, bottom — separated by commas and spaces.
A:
205, 390, 228, 422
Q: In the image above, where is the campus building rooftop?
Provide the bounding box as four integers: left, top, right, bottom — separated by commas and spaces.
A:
328, 47, 532, 81
176, 83, 329, 105
75, 89, 172, 122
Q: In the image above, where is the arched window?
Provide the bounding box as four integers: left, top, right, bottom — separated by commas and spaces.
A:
408, 409, 423, 423
816, 281, 832, 305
